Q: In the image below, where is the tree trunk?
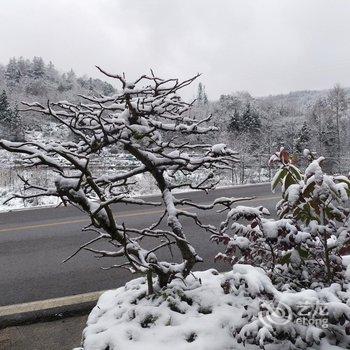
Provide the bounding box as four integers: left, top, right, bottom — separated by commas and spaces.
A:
147, 270, 154, 295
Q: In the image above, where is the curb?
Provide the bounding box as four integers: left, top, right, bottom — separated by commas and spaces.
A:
0, 290, 105, 329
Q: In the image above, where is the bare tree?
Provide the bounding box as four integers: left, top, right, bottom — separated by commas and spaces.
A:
0, 68, 243, 293
327, 84, 348, 163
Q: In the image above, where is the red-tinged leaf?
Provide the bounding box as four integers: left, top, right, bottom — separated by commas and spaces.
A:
281, 149, 290, 164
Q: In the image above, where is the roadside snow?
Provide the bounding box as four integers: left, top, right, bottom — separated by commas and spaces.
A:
0, 170, 269, 213
0, 186, 60, 212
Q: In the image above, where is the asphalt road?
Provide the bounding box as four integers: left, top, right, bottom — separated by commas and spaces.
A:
0, 183, 279, 306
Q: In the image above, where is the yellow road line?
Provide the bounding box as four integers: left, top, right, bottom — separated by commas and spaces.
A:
0, 208, 165, 233
0, 218, 88, 233
0, 195, 279, 233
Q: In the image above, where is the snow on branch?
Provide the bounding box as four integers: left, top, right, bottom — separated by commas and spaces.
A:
0, 68, 240, 291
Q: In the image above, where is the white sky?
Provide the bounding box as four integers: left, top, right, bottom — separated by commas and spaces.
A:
1, 0, 350, 99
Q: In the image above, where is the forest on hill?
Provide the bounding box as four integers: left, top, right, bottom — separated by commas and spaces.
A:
0, 57, 115, 142
1, 57, 349, 175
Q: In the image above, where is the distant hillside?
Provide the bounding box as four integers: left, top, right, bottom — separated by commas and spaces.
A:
1, 57, 349, 167
258, 87, 350, 114
0, 57, 117, 136
0, 56, 116, 105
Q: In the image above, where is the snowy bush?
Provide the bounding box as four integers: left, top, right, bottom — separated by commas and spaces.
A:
228, 264, 350, 349
212, 148, 350, 348
212, 147, 350, 289
77, 266, 350, 350
270, 148, 350, 286
0, 68, 243, 292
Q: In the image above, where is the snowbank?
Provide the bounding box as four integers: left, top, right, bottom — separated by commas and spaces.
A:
77, 269, 242, 350
76, 268, 344, 350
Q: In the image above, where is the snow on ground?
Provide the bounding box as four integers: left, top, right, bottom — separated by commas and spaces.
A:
0, 158, 269, 212
0, 187, 60, 211
77, 269, 244, 350
76, 268, 344, 350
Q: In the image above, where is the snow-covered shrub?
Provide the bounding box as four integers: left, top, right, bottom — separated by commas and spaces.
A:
269, 148, 350, 286
229, 264, 350, 350
212, 147, 350, 289
0, 68, 242, 291
212, 148, 350, 349
78, 269, 249, 350
78, 266, 350, 350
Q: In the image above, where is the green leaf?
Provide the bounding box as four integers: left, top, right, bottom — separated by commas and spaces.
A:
278, 203, 290, 219
296, 204, 314, 225
284, 172, 296, 190
298, 247, 309, 259
280, 252, 292, 265
272, 168, 287, 191
303, 181, 315, 198
289, 164, 302, 180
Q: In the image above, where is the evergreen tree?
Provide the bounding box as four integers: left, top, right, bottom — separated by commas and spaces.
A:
0, 90, 11, 123
31, 56, 45, 79
57, 73, 73, 92
102, 82, 115, 96
241, 102, 261, 133
227, 109, 241, 133
0, 90, 9, 108
46, 61, 59, 82
65, 69, 76, 90
213, 94, 241, 132
88, 77, 94, 91
294, 121, 311, 154
321, 122, 337, 155
0, 91, 24, 141
17, 57, 32, 78
5, 58, 20, 83
10, 104, 24, 141
196, 82, 208, 105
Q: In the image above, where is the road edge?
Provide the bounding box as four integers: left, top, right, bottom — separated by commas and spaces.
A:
0, 290, 105, 329
0, 182, 270, 213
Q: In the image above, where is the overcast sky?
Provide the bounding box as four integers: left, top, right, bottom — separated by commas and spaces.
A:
1, 0, 350, 99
